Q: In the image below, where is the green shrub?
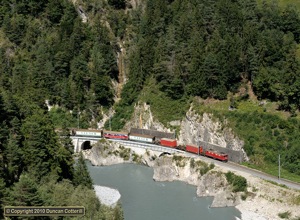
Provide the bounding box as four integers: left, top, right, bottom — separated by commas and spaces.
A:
292, 195, 300, 205
241, 193, 247, 201
139, 78, 189, 127
278, 211, 291, 219
105, 104, 134, 131
225, 171, 247, 192
199, 164, 210, 176
132, 153, 142, 163
99, 139, 107, 144
49, 107, 78, 128
151, 155, 157, 161
112, 150, 119, 156
119, 147, 130, 160
195, 160, 207, 167
173, 155, 186, 167
190, 158, 195, 169
252, 187, 258, 192
196, 162, 215, 176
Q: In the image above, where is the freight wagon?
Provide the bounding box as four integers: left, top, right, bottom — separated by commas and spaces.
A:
129, 133, 155, 144
73, 129, 102, 138
160, 138, 177, 148
186, 144, 201, 154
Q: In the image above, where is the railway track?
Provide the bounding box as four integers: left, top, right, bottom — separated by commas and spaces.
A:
111, 139, 300, 191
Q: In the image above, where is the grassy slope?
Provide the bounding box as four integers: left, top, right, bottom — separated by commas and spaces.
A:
281, 0, 300, 8
193, 96, 300, 183
233, 0, 300, 182
138, 77, 190, 127
257, 0, 300, 9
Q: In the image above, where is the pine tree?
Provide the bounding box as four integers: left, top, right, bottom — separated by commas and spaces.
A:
73, 152, 93, 189
21, 108, 74, 181
0, 178, 6, 220
4, 131, 23, 185
56, 125, 75, 180
8, 173, 42, 206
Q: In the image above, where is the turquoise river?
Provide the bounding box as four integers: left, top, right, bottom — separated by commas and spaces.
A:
87, 163, 241, 220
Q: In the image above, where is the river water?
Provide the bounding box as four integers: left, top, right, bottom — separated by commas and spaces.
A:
87, 163, 241, 220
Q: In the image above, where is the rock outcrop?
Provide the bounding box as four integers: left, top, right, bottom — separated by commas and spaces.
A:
124, 102, 172, 133
83, 139, 161, 167
153, 155, 199, 186
125, 102, 248, 161
84, 142, 243, 208
197, 171, 240, 207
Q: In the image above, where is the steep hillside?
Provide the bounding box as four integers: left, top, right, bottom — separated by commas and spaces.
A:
1, 1, 300, 209
106, 0, 300, 182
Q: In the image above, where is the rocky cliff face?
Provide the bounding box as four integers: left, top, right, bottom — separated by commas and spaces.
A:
179, 105, 248, 161
124, 102, 172, 133
125, 102, 248, 161
152, 155, 199, 185
82, 139, 161, 167
152, 155, 241, 207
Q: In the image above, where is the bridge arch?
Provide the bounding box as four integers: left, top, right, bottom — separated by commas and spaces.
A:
159, 152, 171, 157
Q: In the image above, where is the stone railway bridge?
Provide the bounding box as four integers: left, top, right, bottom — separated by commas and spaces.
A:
71, 136, 101, 153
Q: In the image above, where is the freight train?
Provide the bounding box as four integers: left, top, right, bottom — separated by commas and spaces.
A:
71, 129, 228, 162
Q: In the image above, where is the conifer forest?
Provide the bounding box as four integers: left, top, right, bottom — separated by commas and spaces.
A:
1, 0, 300, 218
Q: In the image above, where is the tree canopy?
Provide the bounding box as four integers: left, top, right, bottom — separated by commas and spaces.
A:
0, 0, 124, 218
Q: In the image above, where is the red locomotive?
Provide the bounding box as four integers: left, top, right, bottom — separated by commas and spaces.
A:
204, 149, 228, 162
103, 130, 129, 140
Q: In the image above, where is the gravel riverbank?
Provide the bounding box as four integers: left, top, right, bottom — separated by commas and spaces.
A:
94, 185, 121, 207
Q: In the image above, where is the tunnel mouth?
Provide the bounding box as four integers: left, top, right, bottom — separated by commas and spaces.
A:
81, 141, 92, 150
